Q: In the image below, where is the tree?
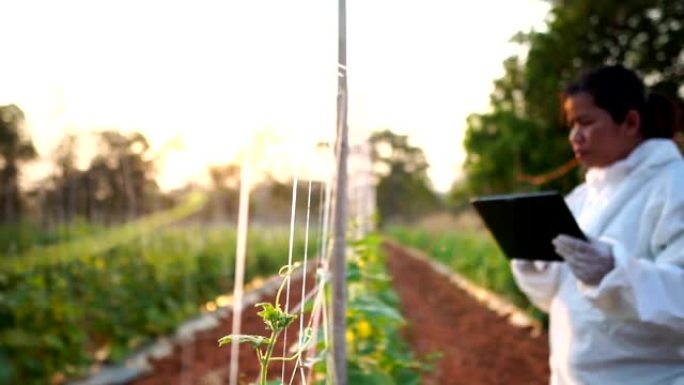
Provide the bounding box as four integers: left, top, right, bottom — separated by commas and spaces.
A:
249, 174, 323, 225
461, 0, 684, 198
48, 134, 82, 224
369, 129, 440, 226
86, 131, 159, 223
205, 163, 241, 222
0, 105, 37, 223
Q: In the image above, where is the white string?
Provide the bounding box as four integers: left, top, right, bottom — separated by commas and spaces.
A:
302, 269, 330, 383
320, 283, 331, 384
304, 157, 335, 383
316, 180, 326, 267
281, 173, 298, 381
278, 156, 334, 384
229, 157, 251, 385
286, 180, 313, 385
292, 279, 327, 384
321, 147, 334, 333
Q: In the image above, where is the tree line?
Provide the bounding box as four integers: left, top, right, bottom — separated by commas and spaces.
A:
0, 107, 321, 229
457, 0, 684, 200
0, 102, 440, 231
0, 106, 172, 227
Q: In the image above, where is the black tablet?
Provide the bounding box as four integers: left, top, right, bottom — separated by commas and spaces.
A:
470, 191, 586, 262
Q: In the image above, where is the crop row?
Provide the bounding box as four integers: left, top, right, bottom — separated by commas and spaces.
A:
0, 223, 305, 385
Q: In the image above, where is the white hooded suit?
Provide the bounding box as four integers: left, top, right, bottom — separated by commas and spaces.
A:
512, 139, 684, 385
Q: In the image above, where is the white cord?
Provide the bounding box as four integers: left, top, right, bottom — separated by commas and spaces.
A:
285, 180, 313, 385
281, 173, 298, 382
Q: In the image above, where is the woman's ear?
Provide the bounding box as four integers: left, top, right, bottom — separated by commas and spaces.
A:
623, 109, 642, 137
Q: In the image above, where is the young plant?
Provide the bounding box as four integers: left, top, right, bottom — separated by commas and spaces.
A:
218, 263, 313, 385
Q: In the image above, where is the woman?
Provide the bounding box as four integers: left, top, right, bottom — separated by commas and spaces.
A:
512, 65, 684, 385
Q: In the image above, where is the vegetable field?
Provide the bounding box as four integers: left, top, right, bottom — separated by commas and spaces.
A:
0, 186, 556, 385
0, 194, 307, 384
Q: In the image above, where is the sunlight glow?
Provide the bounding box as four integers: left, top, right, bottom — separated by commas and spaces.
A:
0, 0, 549, 193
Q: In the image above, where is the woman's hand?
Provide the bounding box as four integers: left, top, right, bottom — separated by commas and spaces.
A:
552, 234, 615, 286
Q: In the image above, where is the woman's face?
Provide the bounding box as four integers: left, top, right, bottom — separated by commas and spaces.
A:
564, 92, 641, 168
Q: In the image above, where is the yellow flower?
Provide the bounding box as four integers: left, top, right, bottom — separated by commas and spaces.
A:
346, 330, 354, 344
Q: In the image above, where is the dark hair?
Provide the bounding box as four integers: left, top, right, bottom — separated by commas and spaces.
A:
564, 64, 681, 139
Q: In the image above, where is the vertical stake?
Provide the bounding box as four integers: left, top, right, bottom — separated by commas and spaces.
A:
229, 151, 251, 385
329, 0, 348, 382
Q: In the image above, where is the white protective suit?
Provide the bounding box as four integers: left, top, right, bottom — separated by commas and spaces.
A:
512, 139, 684, 385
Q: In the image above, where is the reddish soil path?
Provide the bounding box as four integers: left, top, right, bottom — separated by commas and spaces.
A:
384, 242, 550, 385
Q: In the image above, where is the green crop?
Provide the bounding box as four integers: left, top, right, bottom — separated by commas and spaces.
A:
1, 217, 305, 384
219, 263, 313, 385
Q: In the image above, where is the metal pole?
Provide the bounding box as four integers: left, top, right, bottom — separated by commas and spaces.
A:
330, 0, 348, 383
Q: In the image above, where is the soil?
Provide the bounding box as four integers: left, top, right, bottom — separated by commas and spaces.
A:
384, 242, 550, 385
127, 242, 550, 385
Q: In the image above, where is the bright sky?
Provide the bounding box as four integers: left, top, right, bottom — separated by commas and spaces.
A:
0, 0, 549, 193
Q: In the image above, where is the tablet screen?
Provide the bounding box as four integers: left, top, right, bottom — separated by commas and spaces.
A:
470, 191, 586, 261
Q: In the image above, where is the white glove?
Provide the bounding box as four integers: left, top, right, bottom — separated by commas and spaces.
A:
552, 234, 615, 286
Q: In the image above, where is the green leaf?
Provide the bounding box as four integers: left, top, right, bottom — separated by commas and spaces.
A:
347, 263, 363, 282
256, 302, 296, 332
349, 295, 404, 324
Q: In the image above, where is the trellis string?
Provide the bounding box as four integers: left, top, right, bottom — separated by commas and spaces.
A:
281, 179, 315, 384
280, 173, 298, 381
305, 165, 334, 384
